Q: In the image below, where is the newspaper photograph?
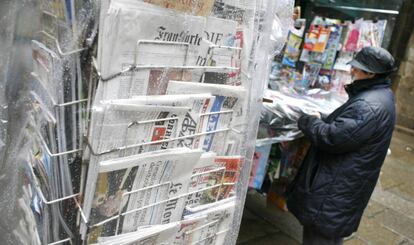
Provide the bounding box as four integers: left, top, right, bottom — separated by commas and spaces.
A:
186, 154, 242, 207
85, 148, 202, 242
206, 156, 242, 201
186, 153, 217, 207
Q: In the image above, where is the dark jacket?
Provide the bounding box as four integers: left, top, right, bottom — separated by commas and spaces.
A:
286, 76, 396, 238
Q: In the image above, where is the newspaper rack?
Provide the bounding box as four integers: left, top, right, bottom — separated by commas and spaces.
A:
40, 10, 89, 56
29, 89, 88, 157
80, 164, 236, 241
92, 39, 240, 83
26, 147, 87, 245
84, 107, 239, 156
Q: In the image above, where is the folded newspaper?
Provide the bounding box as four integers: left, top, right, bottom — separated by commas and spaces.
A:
83, 103, 190, 239
95, 0, 238, 102
167, 81, 246, 155
110, 94, 215, 149
183, 198, 236, 245
84, 148, 203, 242
92, 222, 180, 245
187, 154, 242, 207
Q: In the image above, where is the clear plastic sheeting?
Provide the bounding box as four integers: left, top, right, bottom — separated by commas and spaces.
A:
257, 89, 347, 145
269, 0, 295, 56
0, 0, 287, 244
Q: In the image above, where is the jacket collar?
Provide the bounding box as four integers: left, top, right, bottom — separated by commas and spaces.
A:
345, 76, 392, 97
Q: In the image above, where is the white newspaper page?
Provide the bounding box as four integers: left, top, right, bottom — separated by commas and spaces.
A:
82, 104, 189, 239
167, 81, 247, 155
95, 1, 206, 102
85, 148, 202, 242
93, 222, 180, 245
184, 198, 236, 245
186, 153, 217, 207
142, 0, 215, 16
112, 94, 216, 149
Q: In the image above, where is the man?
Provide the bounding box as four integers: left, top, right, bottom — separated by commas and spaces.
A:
286, 46, 397, 245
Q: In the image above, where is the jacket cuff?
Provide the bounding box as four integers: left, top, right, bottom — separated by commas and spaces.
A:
298, 114, 317, 132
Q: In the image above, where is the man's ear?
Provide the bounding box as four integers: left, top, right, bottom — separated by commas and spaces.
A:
368, 73, 376, 79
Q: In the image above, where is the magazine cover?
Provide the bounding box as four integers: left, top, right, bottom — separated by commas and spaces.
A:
249, 144, 271, 190
321, 25, 343, 70
282, 31, 304, 67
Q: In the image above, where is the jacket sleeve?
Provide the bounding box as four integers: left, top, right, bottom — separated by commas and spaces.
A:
298, 100, 379, 154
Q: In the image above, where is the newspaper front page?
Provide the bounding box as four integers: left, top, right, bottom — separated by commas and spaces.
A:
82, 104, 189, 239
167, 81, 247, 155
111, 94, 215, 149
86, 148, 202, 242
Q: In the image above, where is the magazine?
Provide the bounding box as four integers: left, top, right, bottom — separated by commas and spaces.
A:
282, 30, 304, 67
249, 144, 272, 190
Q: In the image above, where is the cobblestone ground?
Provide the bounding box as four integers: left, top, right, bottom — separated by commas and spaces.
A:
237, 130, 414, 245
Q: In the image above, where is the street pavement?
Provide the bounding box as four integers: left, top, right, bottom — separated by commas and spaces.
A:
237, 130, 414, 245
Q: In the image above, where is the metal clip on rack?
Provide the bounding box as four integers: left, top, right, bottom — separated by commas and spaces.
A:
40, 10, 88, 56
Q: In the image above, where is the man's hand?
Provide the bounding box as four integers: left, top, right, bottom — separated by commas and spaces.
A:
307, 111, 321, 119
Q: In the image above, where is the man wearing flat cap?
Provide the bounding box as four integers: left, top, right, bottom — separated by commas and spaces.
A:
286, 46, 397, 245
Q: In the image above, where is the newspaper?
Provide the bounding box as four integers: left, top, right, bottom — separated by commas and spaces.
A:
85, 148, 203, 242
196, 39, 242, 85
111, 94, 216, 149
93, 222, 180, 245
143, 0, 215, 16
96, 1, 239, 102
82, 103, 189, 239
208, 156, 242, 201
174, 216, 206, 244
186, 153, 217, 207
167, 81, 247, 155
96, 0, 206, 102
184, 198, 236, 245
187, 154, 242, 207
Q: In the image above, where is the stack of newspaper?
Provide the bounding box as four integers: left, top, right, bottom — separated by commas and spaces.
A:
89, 198, 236, 245
81, 0, 254, 244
